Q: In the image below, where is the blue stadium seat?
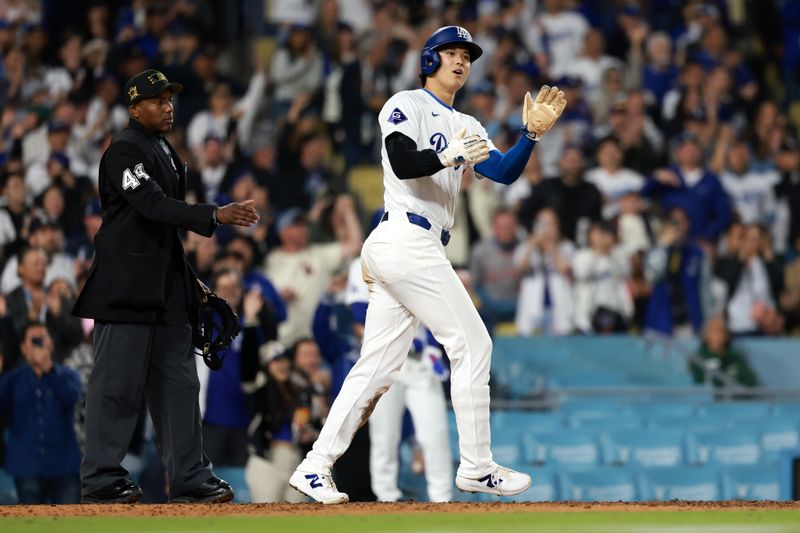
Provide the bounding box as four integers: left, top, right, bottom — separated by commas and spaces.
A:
696, 402, 773, 421
213, 467, 250, 503
601, 429, 687, 467
634, 402, 698, 420
770, 402, 800, 420
569, 414, 643, 431
510, 373, 546, 399
491, 410, 564, 433
640, 466, 722, 501
751, 420, 800, 463
490, 427, 524, 464
559, 467, 638, 502
492, 336, 706, 398
690, 430, 762, 465
548, 369, 628, 389
522, 430, 600, 466
559, 400, 630, 422
731, 338, 800, 390
721, 464, 781, 501
647, 415, 727, 433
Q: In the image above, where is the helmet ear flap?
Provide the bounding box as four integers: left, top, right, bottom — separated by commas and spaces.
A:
420, 47, 441, 76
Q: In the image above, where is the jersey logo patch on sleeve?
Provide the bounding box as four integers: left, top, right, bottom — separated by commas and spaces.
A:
121, 163, 151, 190
388, 108, 408, 125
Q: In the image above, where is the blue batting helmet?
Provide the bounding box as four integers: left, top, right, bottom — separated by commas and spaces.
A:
420, 26, 483, 76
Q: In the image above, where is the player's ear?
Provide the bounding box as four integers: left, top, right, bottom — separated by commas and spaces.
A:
128, 104, 139, 119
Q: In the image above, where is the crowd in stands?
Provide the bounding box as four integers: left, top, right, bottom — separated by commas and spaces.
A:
0, 0, 799, 503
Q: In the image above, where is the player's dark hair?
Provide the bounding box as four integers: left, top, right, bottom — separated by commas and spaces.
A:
419, 73, 428, 87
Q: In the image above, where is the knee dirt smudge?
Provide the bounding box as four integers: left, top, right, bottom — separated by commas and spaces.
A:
358, 386, 389, 428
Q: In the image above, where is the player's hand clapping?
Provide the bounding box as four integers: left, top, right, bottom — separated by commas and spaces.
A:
438, 127, 490, 167
523, 85, 567, 140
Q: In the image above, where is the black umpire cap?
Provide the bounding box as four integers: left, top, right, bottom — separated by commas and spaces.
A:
123, 69, 183, 105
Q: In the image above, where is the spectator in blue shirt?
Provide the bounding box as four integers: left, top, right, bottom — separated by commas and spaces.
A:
641, 32, 679, 111
0, 322, 81, 503
201, 268, 279, 468
641, 133, 732, 244
644, 207, 713, 336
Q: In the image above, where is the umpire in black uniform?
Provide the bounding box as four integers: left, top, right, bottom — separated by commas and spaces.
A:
74, 69, 259, 503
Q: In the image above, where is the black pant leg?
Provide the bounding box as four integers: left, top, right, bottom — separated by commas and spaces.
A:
145, 322, 213, 497
203, 423, 250, 467
80, 322, 151, 495
333, 423, 376, 502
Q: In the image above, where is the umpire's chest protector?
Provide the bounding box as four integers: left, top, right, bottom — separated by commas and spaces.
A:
73, 119, 216, 324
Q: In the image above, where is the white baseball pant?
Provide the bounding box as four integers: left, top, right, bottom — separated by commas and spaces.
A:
301, 216, 496, 479
369, 357, 453, 502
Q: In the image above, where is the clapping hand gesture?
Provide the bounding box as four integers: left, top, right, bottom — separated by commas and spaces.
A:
522, 85, 567, 140
438, 127, 490, 167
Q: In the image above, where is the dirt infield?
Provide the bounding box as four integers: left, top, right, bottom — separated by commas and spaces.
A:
1, 501, 798, 518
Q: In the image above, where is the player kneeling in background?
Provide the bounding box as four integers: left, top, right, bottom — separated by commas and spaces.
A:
290, 25, 566, 504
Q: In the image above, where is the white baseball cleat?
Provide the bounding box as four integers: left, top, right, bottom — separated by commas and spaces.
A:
455, 465, 532, 496
289, 468, 349, 504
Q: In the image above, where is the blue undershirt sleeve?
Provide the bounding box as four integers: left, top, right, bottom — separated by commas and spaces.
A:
473, 135, 537, 185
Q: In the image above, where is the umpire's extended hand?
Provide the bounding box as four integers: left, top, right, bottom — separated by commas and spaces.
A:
215, 200, 260, 226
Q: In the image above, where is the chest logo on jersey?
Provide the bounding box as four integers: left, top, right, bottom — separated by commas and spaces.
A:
430, 132, 448, 153
388, 108, 408, 125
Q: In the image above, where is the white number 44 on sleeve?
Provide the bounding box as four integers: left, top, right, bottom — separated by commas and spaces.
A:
122, 163, 151, 190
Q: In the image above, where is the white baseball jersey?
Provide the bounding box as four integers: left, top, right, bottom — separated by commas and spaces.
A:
299, 87, 504, 488
720, 170, 779, 225
379, 89, 496, 230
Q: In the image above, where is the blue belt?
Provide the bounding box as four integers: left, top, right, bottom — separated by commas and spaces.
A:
380, 211, 451, 246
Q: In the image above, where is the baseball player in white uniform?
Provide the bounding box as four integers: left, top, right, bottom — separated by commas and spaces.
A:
290, 25, 566, 504
345, 255, 453, 502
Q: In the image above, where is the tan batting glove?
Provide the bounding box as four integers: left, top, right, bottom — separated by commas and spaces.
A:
522, 85, 567, 140
438, 127, 490, 167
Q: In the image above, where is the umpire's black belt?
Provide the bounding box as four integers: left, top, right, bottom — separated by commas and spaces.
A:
381, 211, 451, 246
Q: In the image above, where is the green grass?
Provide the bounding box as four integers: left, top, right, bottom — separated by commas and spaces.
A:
2, 510, 800, 533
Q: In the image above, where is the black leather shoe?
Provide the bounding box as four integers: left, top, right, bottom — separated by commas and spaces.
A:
169, 477, 234, 503
81, 479, 143, 504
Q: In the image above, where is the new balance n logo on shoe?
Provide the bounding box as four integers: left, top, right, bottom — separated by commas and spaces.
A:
305, 474, 323, 489
478, 474, 496, 488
